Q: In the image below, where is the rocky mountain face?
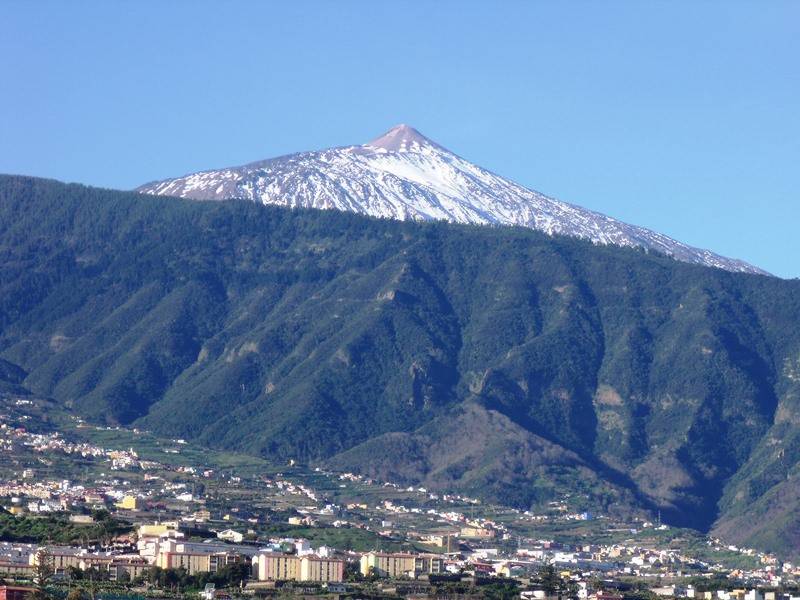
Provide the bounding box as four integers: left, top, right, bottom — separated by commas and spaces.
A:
137, 125, 767, 275
2, 176, 799, 557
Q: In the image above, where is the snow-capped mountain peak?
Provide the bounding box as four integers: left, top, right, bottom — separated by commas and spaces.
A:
366, 123, 440, 152
136, 125, 768, 275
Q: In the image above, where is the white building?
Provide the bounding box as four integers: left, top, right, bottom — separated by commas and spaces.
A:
217, 530, 244, 543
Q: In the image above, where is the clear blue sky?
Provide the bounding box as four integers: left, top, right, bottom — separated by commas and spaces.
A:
2, 1, 798, 277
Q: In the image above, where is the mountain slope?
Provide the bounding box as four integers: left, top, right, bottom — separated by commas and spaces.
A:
137, 124, 767, 275
2, 175, 800, 557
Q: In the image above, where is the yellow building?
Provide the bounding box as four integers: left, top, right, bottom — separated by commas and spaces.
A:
256, 553, 300, 581
108, 559, 150, 581
359, 552, 444, 579
115, 496, 141, 511
31, 549, 142, 577
459, 526, 494, 539
31, 550, 82, 572
300, 556, 344, 583
156, 551, 240, 575
256, 554, 344, 583
79, 557, 114, 571
360, 552, 414, 578
138, 522, 177, 537
0, 562, 35, 577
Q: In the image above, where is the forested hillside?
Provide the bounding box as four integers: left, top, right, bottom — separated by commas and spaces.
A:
2, 175, 800, 556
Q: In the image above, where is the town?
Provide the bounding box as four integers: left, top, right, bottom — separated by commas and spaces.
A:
1, 396, 798, 600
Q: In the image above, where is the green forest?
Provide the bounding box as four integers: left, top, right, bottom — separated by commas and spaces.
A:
1, 175, 800, 557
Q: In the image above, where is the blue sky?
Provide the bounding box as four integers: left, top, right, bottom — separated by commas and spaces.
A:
2, 1, 798, 277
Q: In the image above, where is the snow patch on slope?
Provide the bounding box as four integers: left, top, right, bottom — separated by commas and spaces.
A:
137, 125, 768, 275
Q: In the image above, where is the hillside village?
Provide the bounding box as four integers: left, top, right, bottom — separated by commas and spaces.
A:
1, 395, 799, 600
3, 1, 799, 599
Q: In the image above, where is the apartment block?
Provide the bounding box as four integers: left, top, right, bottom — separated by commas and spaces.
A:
156, 551, 242, 575
256, 553, 300, 581
255, 553, 344, 583
359, 552, 444, 578
300, 555, 344, 583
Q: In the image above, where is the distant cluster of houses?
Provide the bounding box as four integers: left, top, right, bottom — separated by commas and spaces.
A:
0, 521, 453, 586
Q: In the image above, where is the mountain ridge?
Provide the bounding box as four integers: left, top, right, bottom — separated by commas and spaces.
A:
2, 175, 800, 558
137, 125, 768, 276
